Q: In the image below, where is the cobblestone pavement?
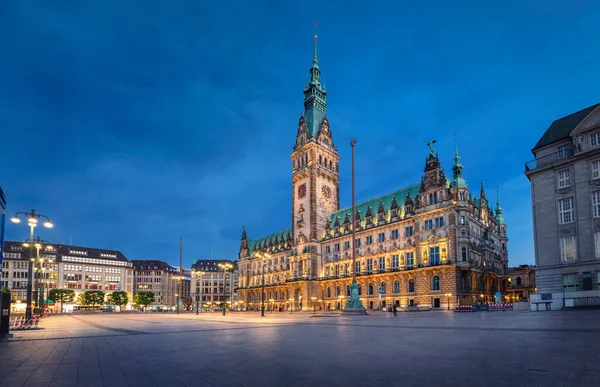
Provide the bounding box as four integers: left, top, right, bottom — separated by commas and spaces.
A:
1, 310, 599, 387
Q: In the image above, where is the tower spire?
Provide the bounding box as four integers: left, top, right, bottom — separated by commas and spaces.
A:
313, 23, 318, 65
450, 135, 467, 189
496, 186, 506, 225
302, 24, 327, 138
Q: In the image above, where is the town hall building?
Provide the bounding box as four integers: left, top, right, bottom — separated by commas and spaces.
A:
236, 36, 510, 312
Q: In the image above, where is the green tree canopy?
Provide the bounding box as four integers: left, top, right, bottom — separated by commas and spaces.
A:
48, 289, 75, 312
81, 290, 106, 307
134, 291, 155, 310
109, 291, 129, 311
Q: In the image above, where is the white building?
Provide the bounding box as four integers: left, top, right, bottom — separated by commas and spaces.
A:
2, 241, 133, 311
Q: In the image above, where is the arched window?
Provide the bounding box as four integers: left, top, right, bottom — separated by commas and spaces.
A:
346, 285, 351, 296
358, 284, 362, 295
432, 276, 440, 291
479, 276, 485, 291
516, 277, 522, 286
393, 280, 400, 294
408, 279, 415, 293
368, 283, 374, 295
336, 286, 341, 296
380, 282, 386, 294
326, 287, 331, 298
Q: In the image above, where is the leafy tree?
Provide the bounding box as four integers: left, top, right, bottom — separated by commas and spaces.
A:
81, 290, 105, 307
134, 291, 155, 311
109, 291, 129, 311
75, 293, 84, 306
48, 289, 75, 312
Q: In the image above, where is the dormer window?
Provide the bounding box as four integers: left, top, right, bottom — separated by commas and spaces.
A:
429, 192, 438, 205
557, 145, 570, 159
405, 205, 412, 214
591, 132, 600, 147
391, 209, 398, 218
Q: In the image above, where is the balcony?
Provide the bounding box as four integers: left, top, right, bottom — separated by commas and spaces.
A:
525, 147, 574, 173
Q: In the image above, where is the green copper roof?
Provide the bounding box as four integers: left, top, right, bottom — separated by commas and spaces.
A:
247, 227, 292, 255
303, 36, 327, 138
496, 187, 506, 225
533, 103, 599, 150
450, 139, 468, 189
328, 183, 421, 225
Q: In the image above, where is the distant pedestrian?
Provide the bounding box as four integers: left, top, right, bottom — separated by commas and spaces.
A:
393, 304, 397, 317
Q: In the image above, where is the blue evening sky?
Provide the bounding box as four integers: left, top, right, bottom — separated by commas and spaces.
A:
1, 1, 599, 268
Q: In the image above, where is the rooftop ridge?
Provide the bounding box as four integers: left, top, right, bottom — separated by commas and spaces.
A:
333, 183, 421, 216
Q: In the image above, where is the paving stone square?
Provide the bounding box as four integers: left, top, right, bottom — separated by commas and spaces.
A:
1, 310, 600, 387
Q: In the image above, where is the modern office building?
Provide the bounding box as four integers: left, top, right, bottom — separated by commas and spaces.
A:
525, 103, 600, 304
506, 265, 536, 302
236, 36, 510, 312
191, 259, 238, 310
132, 260, 179, 309
2, 241, 133, 311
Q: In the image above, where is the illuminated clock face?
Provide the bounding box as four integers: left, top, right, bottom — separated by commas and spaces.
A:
298, 183, 307, 199
321, 185, 332, 198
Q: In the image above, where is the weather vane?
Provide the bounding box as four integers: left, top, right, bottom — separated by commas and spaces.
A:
426, 139, 437, 156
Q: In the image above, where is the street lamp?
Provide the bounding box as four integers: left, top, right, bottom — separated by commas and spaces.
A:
194, 270, 205, 315
445, 293, 452, 311
218, 262, 233, 316
25, 238, 53, 312
311, 296, 317, 313
253, 251, 271, 317
10, 209, 53, 320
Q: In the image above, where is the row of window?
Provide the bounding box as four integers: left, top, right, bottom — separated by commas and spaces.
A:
325, 276, 442, 297
557, 160, 600, 189
559, 232, 600, 262
325, 226, 416, 253
325, 251, 423, 276
557, 193, 600, 224
563, 272, 600, 292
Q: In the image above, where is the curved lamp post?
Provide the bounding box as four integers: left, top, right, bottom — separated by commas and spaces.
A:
217, 262, 233, 316
253, 251, 271, 317
10, 209, 53, 320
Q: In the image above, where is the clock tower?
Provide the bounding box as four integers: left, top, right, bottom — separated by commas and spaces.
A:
291, 33, 340, 246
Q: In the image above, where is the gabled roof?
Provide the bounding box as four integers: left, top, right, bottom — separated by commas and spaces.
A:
533, 103, 600, 150
328, 183, 421, 224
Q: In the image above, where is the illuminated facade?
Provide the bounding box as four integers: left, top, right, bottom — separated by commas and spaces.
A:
236, 37, 510, 311
2, 241, 133, 311
132, 260, 179, 309
191, 259, 238, 310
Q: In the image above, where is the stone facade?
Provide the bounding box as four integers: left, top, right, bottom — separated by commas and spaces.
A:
236, 37, 510, 312
525, 103, 600, 298
190, 259, 238, 311
132, 260, 178, 309
507, 264, 536, 302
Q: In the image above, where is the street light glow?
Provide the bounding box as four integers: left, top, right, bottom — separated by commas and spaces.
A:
10, 216, 21, 223
43, 221, 54, 228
